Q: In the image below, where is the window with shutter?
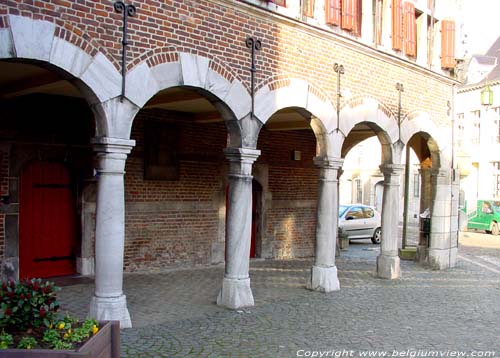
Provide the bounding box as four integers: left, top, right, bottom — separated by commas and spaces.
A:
441, 20, 455, 69
325, 0, 341, 26
303, 0, 315, 17
355, 0, 362, 36
269, 0, 286, 6
374, 0, 383, 45
341, 0, 356, 31
392, 0, 403, 50
403, 1, 416, 57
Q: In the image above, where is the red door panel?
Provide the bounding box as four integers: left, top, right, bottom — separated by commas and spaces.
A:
19, 162, 76, 279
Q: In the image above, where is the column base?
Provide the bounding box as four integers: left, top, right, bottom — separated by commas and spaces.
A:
307, 265, 340, 292
415, 245, 429, 265
376, 254, 401, 279
428, 247, 457, 270
217, 277, 254, 309
90, 295, 132, 329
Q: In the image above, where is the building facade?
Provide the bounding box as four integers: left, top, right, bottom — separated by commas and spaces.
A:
0, 0, 460, 327
457, 36, 500, 210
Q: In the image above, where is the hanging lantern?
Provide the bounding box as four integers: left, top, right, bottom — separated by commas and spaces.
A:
480, 85, 494, 107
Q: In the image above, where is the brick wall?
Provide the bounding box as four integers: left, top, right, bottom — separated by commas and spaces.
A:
0, 147, 9, 258
124, 109, 319, 270
0, 0, 453, 125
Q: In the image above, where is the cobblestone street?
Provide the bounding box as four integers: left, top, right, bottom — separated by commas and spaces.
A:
58, 233, 500, 358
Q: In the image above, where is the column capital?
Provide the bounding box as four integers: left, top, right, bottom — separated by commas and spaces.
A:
92, 136, 135, 155
313, 156, 344, 170
92, 137, 135, 175
430, 168, 449, 178
379, 164, 405, 176
224, 147, 261, 178
224, 147, 261, 163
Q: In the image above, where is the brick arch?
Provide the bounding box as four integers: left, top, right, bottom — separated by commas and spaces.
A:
400, 111, 445, 168
0, 15, 121, 106
127, 52, 250, 121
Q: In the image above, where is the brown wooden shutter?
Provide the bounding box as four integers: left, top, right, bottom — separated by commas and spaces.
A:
441, 20, 455, 68
325, 0, 341, 26
392, 0, 403, 50
303, 0, 315, 17
403, 1, 416, 57
269, 0, 286, 6
341, 0, 356, 31
374, 0, 383, 45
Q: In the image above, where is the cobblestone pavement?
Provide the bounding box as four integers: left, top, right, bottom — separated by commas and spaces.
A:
58, 233, 500, 358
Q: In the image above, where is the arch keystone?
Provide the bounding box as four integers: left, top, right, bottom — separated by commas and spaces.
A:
180, 52, 210, 88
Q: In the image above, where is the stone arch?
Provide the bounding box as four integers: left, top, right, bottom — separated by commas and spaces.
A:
0, 15, 122, 137
254, 78, 336, 157
127, 52, 250, 119
127, 52, 253, 148
337, 97, 399, 164
400, 111, 446, 169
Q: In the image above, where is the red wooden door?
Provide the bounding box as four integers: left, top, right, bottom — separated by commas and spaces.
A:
19, 161, 76, 279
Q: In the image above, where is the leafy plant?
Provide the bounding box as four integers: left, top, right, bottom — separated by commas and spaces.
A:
0, 278, 100, 350
17, 336, 37, 349
0, 329, 13, 349
0, 278, 60, 330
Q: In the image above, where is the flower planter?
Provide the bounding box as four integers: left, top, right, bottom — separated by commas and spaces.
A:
0, 321, 120, 358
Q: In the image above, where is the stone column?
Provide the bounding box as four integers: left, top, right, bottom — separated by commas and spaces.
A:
217, 147, 260, 309
308, 156, 343, 292
90, 137, 135, 328
428, 168, 457, 269
377, 164, 404, 279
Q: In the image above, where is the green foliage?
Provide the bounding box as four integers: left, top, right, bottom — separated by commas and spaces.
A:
0, 330, 13, 349
0, 278, 60, 330
17, 336, 37, 349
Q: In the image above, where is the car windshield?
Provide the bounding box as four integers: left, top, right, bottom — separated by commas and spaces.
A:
339, 205, 349, 217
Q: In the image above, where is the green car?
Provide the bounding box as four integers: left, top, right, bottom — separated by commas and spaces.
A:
466, 200, 500, 235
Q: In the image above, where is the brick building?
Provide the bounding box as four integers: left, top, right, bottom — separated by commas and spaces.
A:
0, 0, 460, 327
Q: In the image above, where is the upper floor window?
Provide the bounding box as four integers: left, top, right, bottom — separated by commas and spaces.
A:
303, 0, 315, 17
392, 0, 416, 57
440, 19, 455, 69
325, 0, 362, 36
269, 0, 286, 6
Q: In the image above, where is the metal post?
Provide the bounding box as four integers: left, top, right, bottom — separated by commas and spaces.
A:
396, 82, 408, 248
402, 145, 410, 249
114, 1, 136, 102
246, 37, 262, 118
334, 63, 344, 131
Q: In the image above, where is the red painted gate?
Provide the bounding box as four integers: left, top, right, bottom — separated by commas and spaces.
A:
19, 161, 77, 279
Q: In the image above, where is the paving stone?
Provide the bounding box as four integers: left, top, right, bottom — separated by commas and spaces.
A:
57, 238, 500, 358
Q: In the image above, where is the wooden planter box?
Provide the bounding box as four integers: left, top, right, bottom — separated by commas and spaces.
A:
0, 321, 120, 358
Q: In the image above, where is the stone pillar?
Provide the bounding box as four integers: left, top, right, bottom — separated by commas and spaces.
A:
308, 156, 343, 292
377, 164, 404, 279
428, 168, 457, 269
89, 137, 135, 328
217, 147, 260, 309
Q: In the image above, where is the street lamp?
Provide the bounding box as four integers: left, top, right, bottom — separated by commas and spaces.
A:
480, 84, 493, 107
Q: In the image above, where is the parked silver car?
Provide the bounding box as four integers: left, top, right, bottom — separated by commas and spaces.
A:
338, 204, 382, 244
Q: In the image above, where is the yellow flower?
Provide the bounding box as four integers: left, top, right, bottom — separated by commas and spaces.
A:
67, 329, 72, 334
57, 322, 65, 330
63, 333, 69, 339
91, 325, 99, 335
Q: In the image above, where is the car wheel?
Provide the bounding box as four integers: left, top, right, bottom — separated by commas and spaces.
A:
371, 228, 382, 244
491, 222, 499, 236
